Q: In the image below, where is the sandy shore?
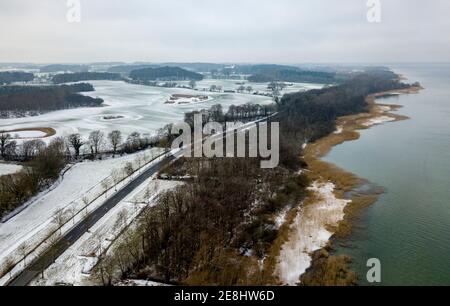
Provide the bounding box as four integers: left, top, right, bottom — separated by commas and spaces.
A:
274, 85, 422, 286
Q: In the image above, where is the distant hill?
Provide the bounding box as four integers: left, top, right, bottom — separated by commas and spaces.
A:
234, 64, 302, 75
40, 64, 91, 73
129, 66, 204, 81
160, 63, 227, 73
107, 64, 160, 74
0, 83, 103, 118
52, 72, 122, 84
248, 69, 337, 84
0, 71, 34, 85
235, 64, 338, 84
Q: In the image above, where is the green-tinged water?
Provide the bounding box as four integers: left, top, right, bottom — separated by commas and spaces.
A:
324, 64, 450, 286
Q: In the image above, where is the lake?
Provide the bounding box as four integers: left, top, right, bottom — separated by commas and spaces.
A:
325, 64, 450, 285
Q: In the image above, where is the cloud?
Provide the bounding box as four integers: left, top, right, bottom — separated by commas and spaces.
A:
0, 0, 449, 63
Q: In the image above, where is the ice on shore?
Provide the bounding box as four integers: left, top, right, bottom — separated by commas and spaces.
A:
10, 130, 47, 139
362, 116, 396, 127
276, 182, 351, 286
334, 126, 344, 134
0, 163, 23, 176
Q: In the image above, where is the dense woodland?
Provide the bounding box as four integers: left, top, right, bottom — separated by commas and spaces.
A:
94, 72, 412, 285
52, 72, 122, 84
0, 83, 103, 117
248, 69, 337, 84
0, 71, 34, 85
129, 66, 204, 81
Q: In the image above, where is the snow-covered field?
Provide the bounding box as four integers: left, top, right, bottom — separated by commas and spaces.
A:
0, 148, 164, 283
0, 80, 323, 143
0, 81, 272, 142
276, 182, 351, 285
31, 179, 183, 286
0, 163, 23, 176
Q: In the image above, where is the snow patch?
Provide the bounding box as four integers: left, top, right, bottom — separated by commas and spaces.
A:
334, 126, 343, 134
362, 116, 395, 127
276, 182, 351, 286
0, 163, 23, 176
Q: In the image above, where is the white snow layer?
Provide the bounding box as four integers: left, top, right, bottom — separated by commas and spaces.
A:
0, 163, 23, 176
276, 182, 351, 286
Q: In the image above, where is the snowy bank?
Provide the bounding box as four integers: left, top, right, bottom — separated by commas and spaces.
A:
0, 163, 23, 176
276, 182, 351, 285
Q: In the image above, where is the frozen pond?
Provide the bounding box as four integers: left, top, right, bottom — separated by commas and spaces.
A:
0, 80, 323, 141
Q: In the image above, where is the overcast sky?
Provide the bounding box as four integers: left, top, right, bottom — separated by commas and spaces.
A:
0, 0, 449, 64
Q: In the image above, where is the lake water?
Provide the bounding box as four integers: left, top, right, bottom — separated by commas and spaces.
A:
324, 64, 450, 285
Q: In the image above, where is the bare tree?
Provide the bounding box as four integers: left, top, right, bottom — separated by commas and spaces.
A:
89, 130, 104, 157
108, 130, 122, 157
82, 196, 90, 210
101, 178, 111, 198
67, 133, 84, 159
123, 162, 134, 181
189, 80, 196, 89
21, 139, 45, 160
111, 169, 121, 191
18, 243, 29, 267
0, 133, 11, 158
0, 257, 15, 279
53, 209, 68, 234
246, 86, 253, 94
114, 209, 129, 230
67, 206, 76, 225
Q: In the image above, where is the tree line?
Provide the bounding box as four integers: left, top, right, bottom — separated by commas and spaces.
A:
129, 66, 204, 82
0, 72, 34, 85
52, 72, 122, 84
0, 83, 103, 118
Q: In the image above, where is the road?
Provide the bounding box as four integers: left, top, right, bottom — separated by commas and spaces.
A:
7, 153, 174, 286
6, 114, 276, 286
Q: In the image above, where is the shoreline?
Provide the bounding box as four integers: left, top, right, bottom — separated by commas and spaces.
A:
274, 85, 423, 286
